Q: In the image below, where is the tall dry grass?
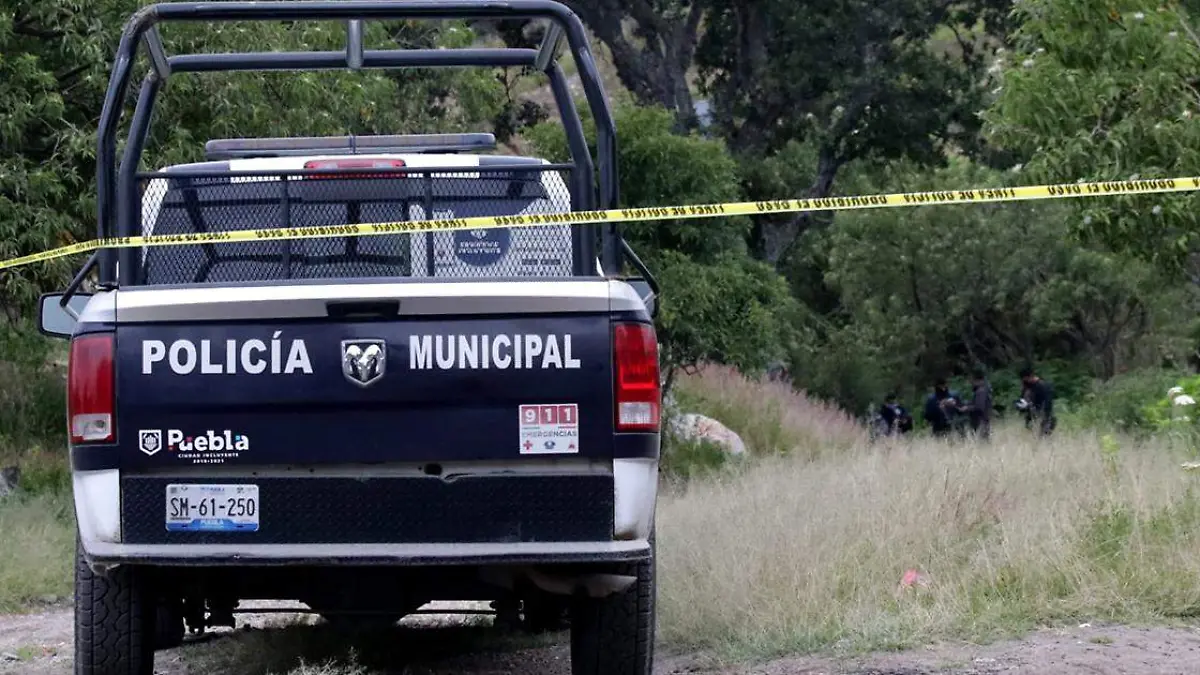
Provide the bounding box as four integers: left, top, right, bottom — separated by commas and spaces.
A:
672, 365, 865, 457
5, 357, 1200, 672
656, 418, 1200, 659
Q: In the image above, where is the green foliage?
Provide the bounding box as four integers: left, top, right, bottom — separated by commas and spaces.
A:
142, 19, 506, 168
982, 0, 1200, 272
690, 0, 1014, 262
0, 322, 64, 446
787, 321, 895, 416
1142, 373, 1200, 435
695, 0, 1009, 159
0, 1, 508, 320
660, 436, 732, 482
654, 250, 800, 382
528, 104, 799, 384
782, 154, 1196, 413
527, 102, 751, 262
1069, 368, 1189, 432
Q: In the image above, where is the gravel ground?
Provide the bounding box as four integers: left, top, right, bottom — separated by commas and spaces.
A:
3, 603, 1200, 675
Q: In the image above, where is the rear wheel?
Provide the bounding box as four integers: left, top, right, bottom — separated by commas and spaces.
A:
74, 539, 155, 675
568, 537, 655, 675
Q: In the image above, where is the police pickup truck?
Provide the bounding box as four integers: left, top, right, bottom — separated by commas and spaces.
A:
37, 3, 660, 675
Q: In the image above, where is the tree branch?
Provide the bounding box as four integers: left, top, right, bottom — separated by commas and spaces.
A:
561, 1, 701, 124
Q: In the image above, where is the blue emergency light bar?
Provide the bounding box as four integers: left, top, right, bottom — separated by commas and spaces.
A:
204, 133, 498, 160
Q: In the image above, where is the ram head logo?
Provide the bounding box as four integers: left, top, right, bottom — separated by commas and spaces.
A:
341, 339, 387, 387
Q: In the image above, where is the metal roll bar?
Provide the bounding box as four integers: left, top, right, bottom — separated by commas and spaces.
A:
97, 1, 625, 285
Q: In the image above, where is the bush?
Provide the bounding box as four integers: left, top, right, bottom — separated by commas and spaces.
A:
1071, 369, 1193, 433
0, 321, 66, 447
528, 102, 801, 388
0, 321, 69, 498
1141, 373, 1200, 440
660, 435, 734, 482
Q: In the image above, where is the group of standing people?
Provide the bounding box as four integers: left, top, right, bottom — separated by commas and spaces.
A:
873, 366, 1056, 440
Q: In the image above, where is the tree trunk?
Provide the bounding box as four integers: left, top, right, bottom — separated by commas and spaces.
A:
753, 148, 843, 265
560, 1, 703, 129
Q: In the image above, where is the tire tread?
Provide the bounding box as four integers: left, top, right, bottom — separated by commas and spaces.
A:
74, 539, 154, 675
570, 537, 655, 675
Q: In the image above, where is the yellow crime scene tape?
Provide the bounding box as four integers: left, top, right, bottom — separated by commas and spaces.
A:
2, 175, 1199, 272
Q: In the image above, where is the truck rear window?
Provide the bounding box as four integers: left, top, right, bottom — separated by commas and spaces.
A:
135, 170, 576, 285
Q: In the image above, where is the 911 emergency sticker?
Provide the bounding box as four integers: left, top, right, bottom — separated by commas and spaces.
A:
519, 404, 579, 454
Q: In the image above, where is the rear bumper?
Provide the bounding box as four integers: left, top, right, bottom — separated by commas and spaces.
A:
121, 473, 615, 545
80, 540, 651, 567
73, 459, 658, 566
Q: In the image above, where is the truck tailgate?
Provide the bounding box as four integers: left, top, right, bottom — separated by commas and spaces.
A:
113, 290, 618, 469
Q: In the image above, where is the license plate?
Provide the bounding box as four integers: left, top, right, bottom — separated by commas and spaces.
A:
165, 484, 259, 532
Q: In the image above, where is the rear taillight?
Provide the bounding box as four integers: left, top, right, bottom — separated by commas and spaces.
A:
302, 158, 406, 179
613, 322, 660, 432
68, 334, 114, 444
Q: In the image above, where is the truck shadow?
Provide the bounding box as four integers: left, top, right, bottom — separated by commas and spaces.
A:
174, 618, 568, 675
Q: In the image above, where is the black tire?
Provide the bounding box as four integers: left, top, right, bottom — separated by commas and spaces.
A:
569, 537, 656, 675
74, 539, 155, 675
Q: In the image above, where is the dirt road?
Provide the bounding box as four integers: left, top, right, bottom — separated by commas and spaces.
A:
3, 603, 1200, 675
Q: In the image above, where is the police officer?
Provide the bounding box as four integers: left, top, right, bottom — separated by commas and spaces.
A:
879, 393, 913, 436
962, 367, 994, 439
923, 378, 962, 437
1019, 365, 1056, 436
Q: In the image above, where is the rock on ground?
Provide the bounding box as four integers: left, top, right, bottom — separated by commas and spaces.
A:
668, 413, 747, 455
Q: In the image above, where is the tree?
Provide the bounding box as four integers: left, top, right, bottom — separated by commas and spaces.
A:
527, 103, 799, 389
527, 102, 750, 263
557, 1, 704, 128
653, 249, 800, 392
0, 0, 506, 321
982, 0, 1200, 276
695, 0, 1014, 265
794, 156, 1196, 411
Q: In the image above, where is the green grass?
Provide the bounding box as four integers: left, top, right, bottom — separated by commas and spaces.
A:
661, 436, 735, 481
0, 489, 74, 613
0, 324, 74, 612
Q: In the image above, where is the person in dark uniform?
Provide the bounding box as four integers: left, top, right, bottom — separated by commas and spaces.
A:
962, 367, 994, 439
879, 393, 913, 436
1019, 365, 1056, 436
923, 378, 962, 437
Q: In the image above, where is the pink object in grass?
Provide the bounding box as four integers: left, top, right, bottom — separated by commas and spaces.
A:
899, 569, 930, 590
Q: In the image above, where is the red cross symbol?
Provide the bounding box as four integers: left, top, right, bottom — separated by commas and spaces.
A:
523, 440, 533, 451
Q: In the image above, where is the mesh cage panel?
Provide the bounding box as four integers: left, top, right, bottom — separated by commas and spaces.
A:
134, 166, 577, 285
